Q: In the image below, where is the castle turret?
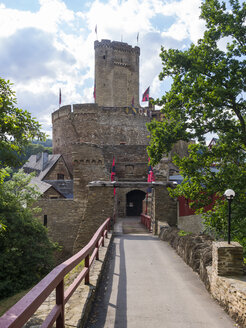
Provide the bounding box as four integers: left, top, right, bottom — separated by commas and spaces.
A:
94, 40, 140, 108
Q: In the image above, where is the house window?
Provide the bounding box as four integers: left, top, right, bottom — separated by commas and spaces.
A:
44, 215, 47, 227
57, 173, 64, 180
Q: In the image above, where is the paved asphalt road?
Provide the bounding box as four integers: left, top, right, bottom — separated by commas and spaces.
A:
85, 218, 236, 328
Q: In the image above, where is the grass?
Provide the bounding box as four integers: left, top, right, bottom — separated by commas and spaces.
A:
0, 287, 32, 316
178, 230, 192, 237
64, 259, 85, 285
0, 259, 86, 317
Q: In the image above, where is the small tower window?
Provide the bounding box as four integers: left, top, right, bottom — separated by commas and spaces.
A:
57, 173, 64, 180
103, 55, 106, 59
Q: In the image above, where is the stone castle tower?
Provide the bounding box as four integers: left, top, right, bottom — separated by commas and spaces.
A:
37, 40, 177, 259
94, 40, 140, 107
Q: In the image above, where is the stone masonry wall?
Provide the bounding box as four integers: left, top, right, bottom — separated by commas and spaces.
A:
159, 226, 213, 290
207, 267, 246, 327
41, 186, 64, 199
73, 185, 114, 253
178, 214, 204, 234
159, 227, 246, 327
102, 144, 149, 181
94, 40, 140, 107
36, 199, 85, 261
52, 105, 150, 172
152, 185, 177, 228
72, 143, 110, 201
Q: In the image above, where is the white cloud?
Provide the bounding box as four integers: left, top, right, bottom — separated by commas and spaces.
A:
0, 0, 206, 136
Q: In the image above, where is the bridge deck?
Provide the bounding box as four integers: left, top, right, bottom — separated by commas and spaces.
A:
85, 217, 235, 328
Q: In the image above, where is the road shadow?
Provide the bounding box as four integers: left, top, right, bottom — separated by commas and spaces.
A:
85, 236, 127, 328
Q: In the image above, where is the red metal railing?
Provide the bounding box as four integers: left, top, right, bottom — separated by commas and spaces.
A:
141, 213, 152, 232
0, 217, 111, 328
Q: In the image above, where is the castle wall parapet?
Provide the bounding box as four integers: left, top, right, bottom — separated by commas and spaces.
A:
73, 103, 98, 114
94, 39, 140, 55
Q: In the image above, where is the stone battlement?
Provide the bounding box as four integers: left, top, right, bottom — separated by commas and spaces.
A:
94, 39, 140, 55
52, 104, 150, 122
52, 104, 98, 121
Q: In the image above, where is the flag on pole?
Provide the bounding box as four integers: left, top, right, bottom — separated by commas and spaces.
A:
137, 32, 139, 43
111, 157, 116, 196
93, 83, 96, 100
147, 158, 155, 183
59, 88, 61, 108
95, 24, 98, 40
145, 158, 155, 213
111, 157, 116, 181
131, 96, 137, 115
142, 87, 150, 102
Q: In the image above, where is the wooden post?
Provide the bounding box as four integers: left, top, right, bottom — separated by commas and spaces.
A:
85, 255, 90, 284
96, 240, 99, 260
102, 231, 104, 247
56, 280, 65, 328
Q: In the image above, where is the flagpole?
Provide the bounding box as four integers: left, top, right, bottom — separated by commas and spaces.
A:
59, 88, 61, 109
95, 24, 98, 40
148, 87, 150, 110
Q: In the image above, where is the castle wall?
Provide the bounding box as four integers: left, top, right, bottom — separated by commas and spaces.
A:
72, 143, 109, 201
94, 40, 140, 107
102, 145, 148, 181
36, 199, 85, 261
73, 185, 114, 253
152, 185, 177, 231
52, 104, 150, 171
42, 186, 64, 199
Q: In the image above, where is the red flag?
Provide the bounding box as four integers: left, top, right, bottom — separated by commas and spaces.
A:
142, 87, 150, 102
93, 83, 96, 100
147, 158, 155, 183
131, 96, 134, 107
59, 88, 61, 107
111, 157, 116, 181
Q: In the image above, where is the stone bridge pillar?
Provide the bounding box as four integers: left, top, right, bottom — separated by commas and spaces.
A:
73, 184, 114, 253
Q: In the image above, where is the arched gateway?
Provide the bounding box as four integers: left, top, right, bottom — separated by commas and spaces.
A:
126, 190, 146, 216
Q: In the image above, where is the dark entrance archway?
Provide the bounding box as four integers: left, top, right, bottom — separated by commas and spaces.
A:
126, 190, 146, 216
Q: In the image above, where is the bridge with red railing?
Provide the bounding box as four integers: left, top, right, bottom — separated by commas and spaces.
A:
0, 215, 235, 328
0, 218, 111, 328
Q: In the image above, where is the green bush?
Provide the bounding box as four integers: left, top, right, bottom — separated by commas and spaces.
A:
0, 170, 57, 299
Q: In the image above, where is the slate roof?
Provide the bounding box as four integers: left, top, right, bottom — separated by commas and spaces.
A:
45, 180, 73, 199
23, 153, 61, 180
30, 177, 53, 194
23, 152, 73, 199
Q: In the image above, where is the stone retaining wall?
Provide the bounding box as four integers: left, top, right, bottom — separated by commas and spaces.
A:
159, 225, 246, 327
207, 267, 246, 327
159, 226, 213, 289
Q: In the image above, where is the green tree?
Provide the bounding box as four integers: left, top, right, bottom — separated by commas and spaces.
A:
0, 78, 46, 229
0, 170, 57, 299
15, 142, 52, 170
147, 0, 246, 247
0, 78, 45, 167
0, 79, 57, 297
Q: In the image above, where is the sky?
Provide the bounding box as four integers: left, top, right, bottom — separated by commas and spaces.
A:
0, 0, 208, 137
